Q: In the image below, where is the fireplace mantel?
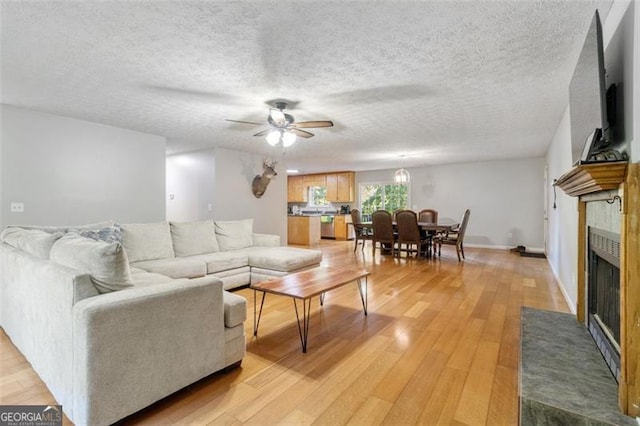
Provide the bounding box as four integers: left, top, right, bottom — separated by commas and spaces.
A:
564, 161, 639, 417
554, 161, 627, 197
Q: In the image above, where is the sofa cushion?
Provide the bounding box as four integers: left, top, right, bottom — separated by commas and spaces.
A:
121, 222, 175, 263
78, 224, 122, 244
189, 251, 249, 274
130, 258, 206, 279
222, 291, 247, 327
13, 220, 116, 234
50, 233, 133, 293
252, 233, 280, 247
214, 219, 253, 251
246, 247, 323, 272
0, 227, 62, 259
170, 220, 219, 257
129, 271, 177, 287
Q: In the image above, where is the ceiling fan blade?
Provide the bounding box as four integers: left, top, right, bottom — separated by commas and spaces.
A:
225, 119, 264, 125
253, 128, 273, 137
290, 128, 314, 138
292, 120, 334, 129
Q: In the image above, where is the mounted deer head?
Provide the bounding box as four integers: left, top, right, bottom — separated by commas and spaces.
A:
252, 159, 278, 198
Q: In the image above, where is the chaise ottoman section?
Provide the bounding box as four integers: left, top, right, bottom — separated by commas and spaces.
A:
246, 246, 322, 282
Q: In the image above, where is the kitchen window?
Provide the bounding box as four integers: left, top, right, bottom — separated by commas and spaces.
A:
359, 182, 409, 219
309, 186, 329, 207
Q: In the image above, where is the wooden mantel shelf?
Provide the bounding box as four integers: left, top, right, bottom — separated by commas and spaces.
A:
554, 161, 628, 197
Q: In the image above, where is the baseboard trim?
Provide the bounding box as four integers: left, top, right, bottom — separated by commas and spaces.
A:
546, 259, 576, 315
464, 244, 545, 252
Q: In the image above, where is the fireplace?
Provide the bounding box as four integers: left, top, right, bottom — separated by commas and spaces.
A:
587, 226, 621, 381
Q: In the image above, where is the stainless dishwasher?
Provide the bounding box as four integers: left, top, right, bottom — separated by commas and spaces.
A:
320, 215, 335, 238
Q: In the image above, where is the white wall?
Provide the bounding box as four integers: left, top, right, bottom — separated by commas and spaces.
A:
544, 0, 637, 313
545, 107, 579, 313
0, 104, 166, 228
166, 147, 287, 242
166, 150, 216, 222
356, 157, 545, 249
602, 0, 636, 160
213, 147, 287, 241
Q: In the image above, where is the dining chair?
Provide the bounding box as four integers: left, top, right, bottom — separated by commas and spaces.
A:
372, 210, 397, 257
418, 209, 438, 224
436, 209, 471, 261
396, 209, 431, 258
350, 209, 373, 252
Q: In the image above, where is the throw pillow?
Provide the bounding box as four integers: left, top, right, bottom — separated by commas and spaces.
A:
78, 223, 122, 244
0, 227, 63, 259
170, 220, 219, 257
214, 219, 253, 251
50, 233, 133, 293
120, 221, 175, 263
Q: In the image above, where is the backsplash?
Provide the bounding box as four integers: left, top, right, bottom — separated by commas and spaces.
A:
288, 202, 350, 215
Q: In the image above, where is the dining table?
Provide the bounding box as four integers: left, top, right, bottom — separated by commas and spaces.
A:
357, 221, 455, 257
358, 221, 454, 232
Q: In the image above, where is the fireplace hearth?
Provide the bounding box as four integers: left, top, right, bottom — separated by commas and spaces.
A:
588, 227, 621, 381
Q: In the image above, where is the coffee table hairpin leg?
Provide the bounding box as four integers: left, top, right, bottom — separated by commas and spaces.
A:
253, 290, 267, 337
292, 298, 313, 353
357, 276, 368, 315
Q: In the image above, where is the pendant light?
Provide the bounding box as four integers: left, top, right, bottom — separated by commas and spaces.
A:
394, 155, 410, 184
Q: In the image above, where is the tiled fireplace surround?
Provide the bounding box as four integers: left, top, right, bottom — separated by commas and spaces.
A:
577, 166, 640, 419
521, 163, 639, 424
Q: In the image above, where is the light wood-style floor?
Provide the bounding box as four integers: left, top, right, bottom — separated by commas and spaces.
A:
0, 240, 570, 425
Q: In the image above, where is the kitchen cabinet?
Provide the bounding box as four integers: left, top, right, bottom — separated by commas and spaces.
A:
288, 171, 354, 203
287, 216, 320, 245
303, 174, 326, 187
287, 175, 307, 202
334, 214, 354, 240
327, 172, 355, 202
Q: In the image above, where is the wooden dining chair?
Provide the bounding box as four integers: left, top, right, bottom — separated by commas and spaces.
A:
350, 209, 373, 252
418, 209, 438, 224
396, 209, 431, 258
372, 210, 397, 257
436, 209, 471, 261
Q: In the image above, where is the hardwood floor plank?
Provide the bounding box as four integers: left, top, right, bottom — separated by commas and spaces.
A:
418, 366, 468, 424
486, 365, 519, 425
0, 242, 571, 425
347, 396, 394, 425
453, 341, 501, 425
310, 350, 401, 425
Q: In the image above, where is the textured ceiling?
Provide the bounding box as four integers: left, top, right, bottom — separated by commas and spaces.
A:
1, 1, 611, 173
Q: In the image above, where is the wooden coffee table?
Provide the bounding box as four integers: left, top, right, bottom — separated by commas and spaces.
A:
250, 266, 371, 353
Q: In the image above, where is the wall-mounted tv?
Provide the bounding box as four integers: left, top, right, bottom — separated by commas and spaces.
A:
569, 10, 607, 165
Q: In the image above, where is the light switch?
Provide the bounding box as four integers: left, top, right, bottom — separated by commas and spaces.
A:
11, 202, 24, 213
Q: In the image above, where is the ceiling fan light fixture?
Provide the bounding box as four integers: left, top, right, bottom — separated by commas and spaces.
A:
282, 131, 296, 147
266, 130, 281, 146
269, 109, 286, 126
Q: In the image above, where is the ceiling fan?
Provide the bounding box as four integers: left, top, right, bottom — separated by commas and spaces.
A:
226, 102, 334, 147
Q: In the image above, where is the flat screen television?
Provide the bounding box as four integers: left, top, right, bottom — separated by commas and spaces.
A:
569, 10, 608, 165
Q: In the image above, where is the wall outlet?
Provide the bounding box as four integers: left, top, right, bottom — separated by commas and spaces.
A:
207, 203, 212, 211
11, 202, 24, 213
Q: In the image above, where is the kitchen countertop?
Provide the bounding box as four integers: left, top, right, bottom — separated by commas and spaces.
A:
288, 213, 350, 217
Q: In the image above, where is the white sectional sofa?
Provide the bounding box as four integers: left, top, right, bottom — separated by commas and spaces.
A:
0, 219, 321, 425
122, 218, 322, 289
